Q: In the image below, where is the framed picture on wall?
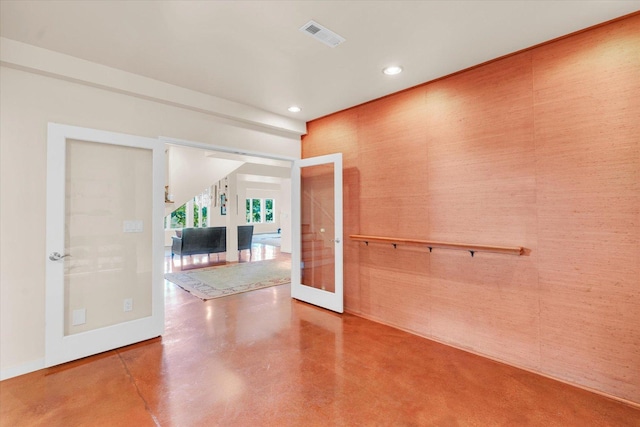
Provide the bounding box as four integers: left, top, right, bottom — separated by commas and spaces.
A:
220, 194, 227, 215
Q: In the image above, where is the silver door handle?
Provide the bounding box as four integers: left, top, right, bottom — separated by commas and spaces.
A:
49, 252, 70, 261
331, 238, 341, 243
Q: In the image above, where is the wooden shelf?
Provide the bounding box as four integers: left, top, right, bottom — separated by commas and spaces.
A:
349, 234, 524, 256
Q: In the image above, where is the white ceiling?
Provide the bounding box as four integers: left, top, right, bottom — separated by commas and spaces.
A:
1, 1, 638, 122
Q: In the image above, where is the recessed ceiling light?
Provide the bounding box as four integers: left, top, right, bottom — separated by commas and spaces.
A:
383, 65, 403, 75
288, 106, 301, 113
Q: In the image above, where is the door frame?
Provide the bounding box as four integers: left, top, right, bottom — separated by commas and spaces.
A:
45, 123, 165, 367
291, 153, 344, 313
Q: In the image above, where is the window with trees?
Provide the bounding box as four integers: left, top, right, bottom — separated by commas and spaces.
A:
165, 188, 211, 229
168, 204, 186, 229
246, 198, 275, 224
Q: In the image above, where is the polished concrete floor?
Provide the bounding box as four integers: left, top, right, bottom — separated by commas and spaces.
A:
1, 244, 639, 426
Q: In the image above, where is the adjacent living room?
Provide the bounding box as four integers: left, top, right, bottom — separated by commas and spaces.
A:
162, 144, 292, 301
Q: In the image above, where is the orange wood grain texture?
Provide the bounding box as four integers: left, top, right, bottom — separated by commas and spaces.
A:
425, 51, 542, 376
532, 14, 640, 401
302, 13, 640, 404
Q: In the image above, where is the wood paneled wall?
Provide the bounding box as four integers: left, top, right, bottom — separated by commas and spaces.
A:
302, 14, 640, 404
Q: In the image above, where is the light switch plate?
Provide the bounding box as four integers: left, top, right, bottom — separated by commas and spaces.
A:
123, 220, 143, 233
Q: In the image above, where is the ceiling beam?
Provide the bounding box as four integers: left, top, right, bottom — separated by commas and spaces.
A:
0, 37, 307, 136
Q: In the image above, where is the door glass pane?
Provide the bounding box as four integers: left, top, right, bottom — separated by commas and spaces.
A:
301, 163, 335, 293
64, 139, 153, 336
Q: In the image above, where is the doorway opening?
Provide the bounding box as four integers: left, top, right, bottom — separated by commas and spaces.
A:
160, 138, 293, 301
161, 136, 344, 314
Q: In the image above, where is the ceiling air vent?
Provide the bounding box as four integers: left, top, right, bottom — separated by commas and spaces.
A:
299, 20, 346, 48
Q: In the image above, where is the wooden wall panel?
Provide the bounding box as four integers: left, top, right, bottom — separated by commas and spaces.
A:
355, 89, 432, 328
533, 14, 640, 402
342, 165, 362, 313
425, 53, 537, 246
429, 251, 540, 370
425, 53, 540, 371
302, 13, 640, 404
359, 245, 431, 332
356, 88, 428, 236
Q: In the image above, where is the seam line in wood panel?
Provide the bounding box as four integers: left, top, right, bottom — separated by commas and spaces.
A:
531, 50, 543, 373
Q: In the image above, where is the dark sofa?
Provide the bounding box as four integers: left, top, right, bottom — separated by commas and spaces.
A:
171, 226, 254, 261
171, 226, 226, 261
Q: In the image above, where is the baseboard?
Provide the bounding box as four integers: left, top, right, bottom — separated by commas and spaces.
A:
344, 309, 640, 409
0, 358, 45, 381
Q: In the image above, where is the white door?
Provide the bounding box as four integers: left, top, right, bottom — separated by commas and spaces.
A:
291, 153, 343, 313
45, 123, 165, 367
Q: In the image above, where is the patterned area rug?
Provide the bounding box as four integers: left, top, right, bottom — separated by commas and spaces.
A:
165, 259, 291, 300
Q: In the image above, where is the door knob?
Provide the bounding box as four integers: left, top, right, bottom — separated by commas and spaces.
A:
49, 252, 70, 261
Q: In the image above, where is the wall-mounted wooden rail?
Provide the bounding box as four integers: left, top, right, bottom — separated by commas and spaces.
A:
349, 234, 524, 257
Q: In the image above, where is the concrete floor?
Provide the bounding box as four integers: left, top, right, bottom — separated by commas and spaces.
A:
1, 246, 639, 426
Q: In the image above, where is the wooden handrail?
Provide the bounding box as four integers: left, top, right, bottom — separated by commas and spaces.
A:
349, 234, 524, 256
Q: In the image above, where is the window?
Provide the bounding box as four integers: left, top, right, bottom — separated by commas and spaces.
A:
165, 187, 211, 229
252, 198, 261, 223
169, 204, 186, 229
246, 198, 275, 223
265, 199, 274, 222
194, 188, 210, 227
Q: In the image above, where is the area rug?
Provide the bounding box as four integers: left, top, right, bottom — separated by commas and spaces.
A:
165, 259, 291, 300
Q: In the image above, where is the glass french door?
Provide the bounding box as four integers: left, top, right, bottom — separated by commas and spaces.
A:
291, 153, 343, 313
45, 123, 165, 367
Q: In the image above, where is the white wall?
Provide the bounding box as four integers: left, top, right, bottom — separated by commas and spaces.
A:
165, 145, 244, 214
0, 65, 300, 378
236, 178, 292, 253
163, 144, 245, 247
243, 185, 282, 234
